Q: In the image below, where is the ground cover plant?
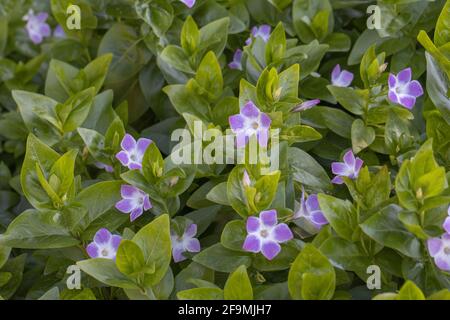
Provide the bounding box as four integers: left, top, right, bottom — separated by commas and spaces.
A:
0, 0, 449, 300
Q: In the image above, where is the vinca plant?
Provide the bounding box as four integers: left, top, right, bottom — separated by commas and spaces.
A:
0, 0, 449, 301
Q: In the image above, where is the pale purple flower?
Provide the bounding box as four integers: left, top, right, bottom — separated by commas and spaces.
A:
242, 170, 251, 187
331, 150, 363, 184
171, 224, 201, 263
22, 10, 51, 44
53, 25, 66, 38
86, 228, 122, 260
115, 185, 152, 222
331, 64, 354, 87
245, 25, 271, 45
388, 68, 424, 109
428, 234, 450, 271
294, 191, 328, 229
228, 49, 243, 70
292, 99, 320, 112
95, 162, 113, 173
179, 0, 195, 8
443, 206, 450, 234
229, 101, 271, 148
116, 134, 152, 170
243, 209, 293, 260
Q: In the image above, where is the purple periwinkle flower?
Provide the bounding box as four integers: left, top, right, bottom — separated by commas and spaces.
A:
116, 134, 152, 170
245, 25, 271, 45
294, 191, 328, 229
228, 49, 243, 70
22, 10, 51, 45
179, 0, 195, 8
95, 162, 113, 173
115, 185, 152, 222
428, 234, 450, 271
242, 170, 252, 187
443, 206, 450, 234
171, 224, 201, 263
86, 228, 122, 260
53, 25, 66, 38
331, 64, 354, 87
243, 209, 293, 260
292, 99, 320, 112
388, 68, 424, 109
229, 101, 272, 148
331, 150, 363, 184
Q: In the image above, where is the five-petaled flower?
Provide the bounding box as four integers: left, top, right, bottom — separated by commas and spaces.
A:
229, 101, 272, 148
116, 134, 152, 170
331, 150, 363, 184
86, 228, 122, 260
179, 0, 195, 8
115, 185, 152, 222
245, 25, 271, 45
228, 49, 243, 70
331, 64, 354, 87
22, 10, 51, 44
292, 99, 320, 112
428, 234, 450, 271
294, 191, 328, 229
243, 209, 293, 260
171, 224, 201, 262
388, 68, 424, 109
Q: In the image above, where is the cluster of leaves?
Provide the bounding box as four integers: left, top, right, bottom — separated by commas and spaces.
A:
0, 0, 449, 300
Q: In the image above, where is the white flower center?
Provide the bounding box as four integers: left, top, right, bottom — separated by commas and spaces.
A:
260, 229, 269, 238
101, 248, 109, 257
444, 247, 450, 255
252, 122, 259, 130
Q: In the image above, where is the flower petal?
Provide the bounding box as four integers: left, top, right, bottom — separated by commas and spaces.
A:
398, 94, 416, 109
305, 194, 320, 212
427, 238, 442, 257
337, 70, 354, 87
229, 114, 245, 131
111, 235, 122, 251
243, 235, 261, 253
397, 68, 412, 85
388, 74, 397, 89
331, 162, 348, 176
86, 243, 99, 258
186, 238, 201, 253
185, 224, 197, 238
260, 209, 277, 227
136, 138, 152, 156
388, 90, 399, 104
257, 129, 269, 148
434, 255, 450, 271
331, 64, 341, 83
405, 80, 423, 97
261, 241, 281, 260
180, 0, 195, 8
272, 224, 293, 243
311, 211, 328, 226
94, 228, 112, 244
121, 134, 136, 152
130, 206, 144, 222
121, 185, 138, 198
331, 176, 344, 184
260, 113, 272, 128
242, 101, 260, 118
143, 195, 152, 211
445, 217, 450, 235
246, 216, 261, 233
343, 150, 356, 167
116, 151, 130, 166
115, 199, 135, 213
173, 246, 186, 263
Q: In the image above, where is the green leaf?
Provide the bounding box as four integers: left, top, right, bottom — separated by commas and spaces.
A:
288, 244, 335, 300
425, 52, 450, 125
177, 287, 224, 300
195, 51, 223, 99
265, 22, 286, 65
434, 0, 450, 48
318, 194, 358, 242
224, 265, 253, 300
132, 214, 171, 286
221, 220, 247, 251
116, 240, 146, 276
0, 254, 26, 299
396, 281, 426, 300
77, 258, 138, 289
0, 209, 79, 249
327, 86, 368, 115
193, 244, 252, 273
61, 288, 97, 300
351, 119, 375, 154
198, 17, 230, 59
360, 205, 421, 259
160, 45, 194, 74
181, 16, 199, 55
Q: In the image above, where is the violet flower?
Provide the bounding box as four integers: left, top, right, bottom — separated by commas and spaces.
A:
292, 99, 320, 112
243, 209, 293, 260
53, 25, 66, 38
331, 64, 354, 87
95, 162, 113, 173
179, 0, 195, 8
22, 10, 51, 44
116, 134, 152, 170
115, 185, 152, 222
388, 68, 424, 109
245, 25, 271, 45
86, 228, 122, 260
331, 150, 363, 184
428, 234, 450, 272
443, 206, 450, 234
294, 191, 328, 229
242, 170, 252, 187
171, 224, 201, 263
228, 49, 243, 70
229, 101, 272, 148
